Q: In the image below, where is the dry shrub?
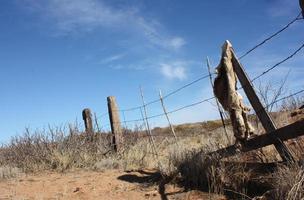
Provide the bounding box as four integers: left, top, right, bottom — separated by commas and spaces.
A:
164, 143, 254, 199
93, 158, 121, 171
272, 164, 304, 200
120, 123, 233, 173
0, 125, 114, 172
122, 138, 156, 170
281, 95, 304, 111
0, 166, 21, 180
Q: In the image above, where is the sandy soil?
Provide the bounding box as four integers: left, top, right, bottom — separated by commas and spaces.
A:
0, 169, 227, 200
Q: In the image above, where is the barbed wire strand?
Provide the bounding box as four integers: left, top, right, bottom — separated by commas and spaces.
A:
140, 88, 304, 138
239, 12, 303, 59
251, 42, 304, 82
97, 112, 109, 119
119, 74, 211, 112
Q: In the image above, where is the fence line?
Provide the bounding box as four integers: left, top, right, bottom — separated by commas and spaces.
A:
96, 85, 304, 135
96, 73, 304, 128
120, 74, 212, 112
143, 88, 304, 138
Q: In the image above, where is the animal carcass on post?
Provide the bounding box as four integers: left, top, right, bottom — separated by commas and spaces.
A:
214, 41, 254, 143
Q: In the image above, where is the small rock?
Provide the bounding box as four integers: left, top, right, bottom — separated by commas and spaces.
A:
73, 187, 81, 193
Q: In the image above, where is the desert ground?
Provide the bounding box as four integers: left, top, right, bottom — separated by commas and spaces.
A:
0, 169, 226, 200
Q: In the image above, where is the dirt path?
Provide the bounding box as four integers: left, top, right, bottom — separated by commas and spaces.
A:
0, 169, 226, 200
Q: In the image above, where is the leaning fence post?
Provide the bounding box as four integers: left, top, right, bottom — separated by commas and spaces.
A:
107, 96, 124, 152
228, 41, 294, 162
82, 108, 94, 140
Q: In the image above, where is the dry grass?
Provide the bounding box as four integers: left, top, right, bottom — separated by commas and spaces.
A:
0, 166, 21, 180
93, 158, 121, 171
273, 163, 304, 200
0, 97, 303, 199
161, 145, 258, 199
0, 126, 114, 172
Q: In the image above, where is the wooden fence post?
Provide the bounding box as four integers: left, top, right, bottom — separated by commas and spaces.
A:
107, 96, 123, 152
227, 41, 294, 162
82, 108, 94, 140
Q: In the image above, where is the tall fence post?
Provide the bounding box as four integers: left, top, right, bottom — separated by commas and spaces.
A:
107, 96, 123, 152
82, 108, 94, 140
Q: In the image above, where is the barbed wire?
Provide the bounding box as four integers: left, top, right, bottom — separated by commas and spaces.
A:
118, 74, 211, 112
135, 88, 304, 138
98, 87, 304, 133
97, 95, 216, 127
166, 97, 216, 115
150, 74, 212, 104
239, 12, 303, 60
133, 96, 216, 121
250, 42, 304, 82
264, 88, 304, 110
97, 112, 109, 119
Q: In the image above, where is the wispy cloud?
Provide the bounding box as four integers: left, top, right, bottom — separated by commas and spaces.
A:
23, 0, 186, 50
98, 53, 125, 64
168, 37, 186, 50
160, 63, 187, 80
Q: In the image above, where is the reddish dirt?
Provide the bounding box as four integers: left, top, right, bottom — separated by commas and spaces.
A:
0, 169, 227, 200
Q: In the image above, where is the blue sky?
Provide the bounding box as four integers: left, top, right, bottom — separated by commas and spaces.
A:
0, 0, 303, 143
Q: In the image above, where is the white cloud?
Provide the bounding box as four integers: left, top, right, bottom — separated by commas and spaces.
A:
168, 37, 186, 50
44, 0, 129, 32
23, 0, 185, 50
98, 53, 125, 64
160, 63, 187, 80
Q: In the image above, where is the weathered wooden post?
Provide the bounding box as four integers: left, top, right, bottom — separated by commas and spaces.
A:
107, 96, 124, 152
228, 41, 295, 162
82, 108, 94, 140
